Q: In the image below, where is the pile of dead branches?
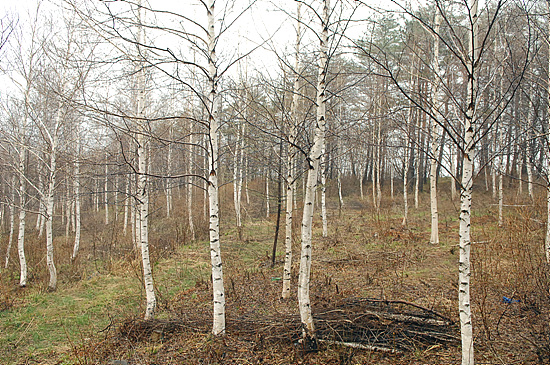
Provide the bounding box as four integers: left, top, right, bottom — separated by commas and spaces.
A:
226, 297, 458, 353
116, 296, 458, 355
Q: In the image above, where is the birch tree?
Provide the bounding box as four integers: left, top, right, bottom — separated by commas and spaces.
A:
428, 12, 441, 245
283, 6, 301, 295
545, 0, 550, 263
135, 1, 156, 319
457, 0, 478, 360
206, 0, 225, 335
3, 175, 15, 269
298, 0, 330, 347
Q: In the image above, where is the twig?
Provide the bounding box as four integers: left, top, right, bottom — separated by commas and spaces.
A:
347, 298, 454, 324
318, 339, 402, 353
12, 317, 35, 348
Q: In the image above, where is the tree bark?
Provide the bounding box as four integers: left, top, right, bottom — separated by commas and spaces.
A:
136, 0, 156, 319
4, 175, 15, 269
429, 13, 441, 245
17, 146, 27, 287
458, 1, 478, 363
282, 1, 301, 299
207, 0, 225, 336
72, 131, 81, 261
298, 0, 329, 346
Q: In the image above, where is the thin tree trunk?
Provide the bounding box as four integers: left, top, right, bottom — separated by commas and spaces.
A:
36, 171, 43, 232
114, 174, 118, 223
245, 155, 250, 205
17, 147, 27, 287
72, 132, 81, 261
45, 108, 60, 292
282, 2, 301, 299
298, 0, 329, 346
136, 1, 156, 319
372, 128, 377, 208
123, 172, 130, 235
65, 177, 71, 243
166, 125, 173, 218
491, 132, 501, 199
105, 152, 109, 224
188, 130, 195, 241
526, 88, 534, 201
545, 0, 550, 263
272, 140, 283, 267
414, 115, 421, 209
458, 0, 478, 362
498, 123, 505, 227
320, 150, 328, 237
429, 14, 441, 245
390, 163, 394, 200
233, 118, 245, 239
4, 175, 16, 269
207, 0, 225, 336
359, 162, 364, 200
266, 169, 270, 218
517, 149, 523, 196
376, 119, 382, 211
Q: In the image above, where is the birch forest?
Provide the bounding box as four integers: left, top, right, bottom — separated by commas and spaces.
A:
1, 0, 550, 363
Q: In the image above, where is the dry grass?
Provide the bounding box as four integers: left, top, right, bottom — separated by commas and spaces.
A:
1, 180, 550, 364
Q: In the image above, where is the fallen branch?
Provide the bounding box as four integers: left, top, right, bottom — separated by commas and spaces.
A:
345, 297, 454, 324
318, 339, 402, 353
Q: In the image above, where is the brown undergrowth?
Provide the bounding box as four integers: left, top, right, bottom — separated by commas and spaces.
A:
3, 183, 550, 364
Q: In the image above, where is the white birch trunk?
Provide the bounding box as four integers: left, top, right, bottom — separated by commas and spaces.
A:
131, 185, 137, 248
187, 131, 195, 241
403, 139, 410, 226
204, 133, 208, 221
376, 120, 382, 211
414, 115, 421, 209
517, 151, 523, 196
123, 173, 130, 235
4, 176, 16, 269
546, 151, 550, 263
545, 0, 550, 263
282, 2, 301, 300
496, 153, 498, 199
166, 125, 173, 218
372, 129, 377, 208
359, 165, 364, 200
137, 139, 156, 318
390, 163, 394, 200
72, 133, 81, 260
498, 123, 505, 227
526, 89, 534, 201
237, 123, 245, 227
36, 171, 43, 231
207, 0, 225, 335
320, 151, 328, 237
135, 1, 156, 319
266, 171, 270, 218
245, 155, 250, 205
429, 13, 441, 245
458, 1, 478, 362
17, 146, 27, 287
95, 178, 99, 212
65, 178, 71, 242
298, 0, 329, 344
233, 119, 245, 236
45, 107, 61, 291
338, 168, 344, 208
104, 153, 109, 224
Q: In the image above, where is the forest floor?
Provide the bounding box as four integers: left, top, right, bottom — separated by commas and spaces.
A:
1, 182, 550, 364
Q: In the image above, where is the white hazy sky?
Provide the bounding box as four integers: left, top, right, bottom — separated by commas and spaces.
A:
1, 0, 380, 67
